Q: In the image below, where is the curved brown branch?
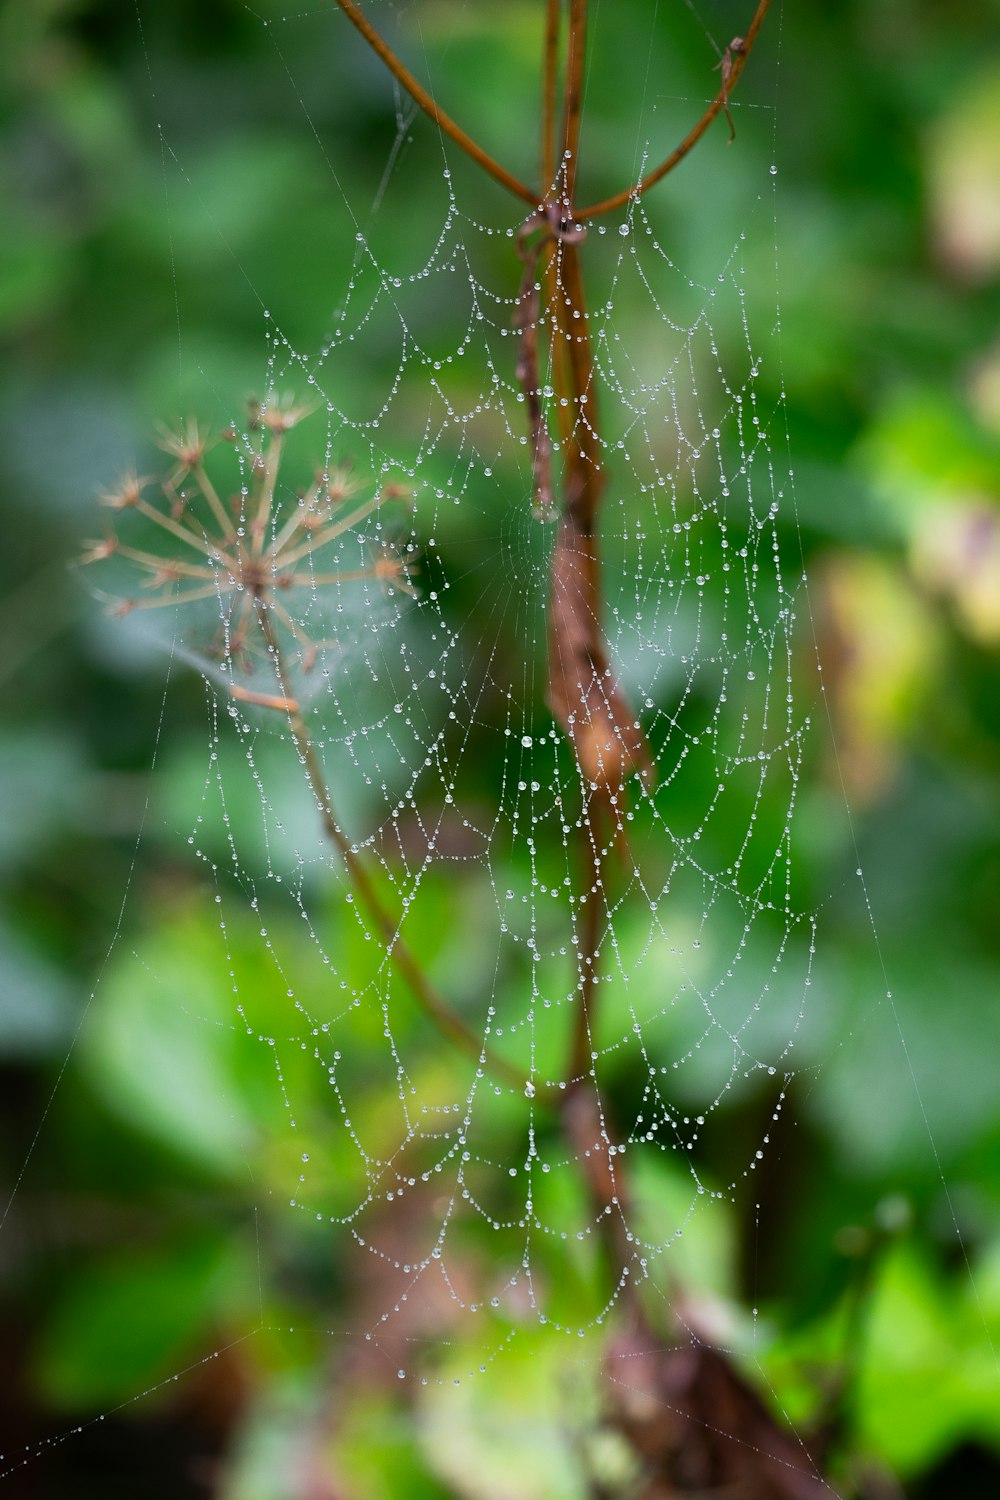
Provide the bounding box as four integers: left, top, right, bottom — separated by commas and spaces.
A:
332, 0, 541, 207
577, 0, 772, 220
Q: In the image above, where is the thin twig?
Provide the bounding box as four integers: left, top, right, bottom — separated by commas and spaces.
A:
277, 495, 381, 566
115, 543, 218, 580
561, 1086, 642, 1317
193, 463, 237, 540
561, 0, 587, 205
577, 0, 772, 219
230, 683, 301, 713
541, 0, 561, 192
120, 582, 224, 611
568, 817, 601, 1083
252, 430, 283, 551
132, 495, 222, 558
332, 0, 541, 207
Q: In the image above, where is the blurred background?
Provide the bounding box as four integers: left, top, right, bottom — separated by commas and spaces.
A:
1, 1, 999, 1495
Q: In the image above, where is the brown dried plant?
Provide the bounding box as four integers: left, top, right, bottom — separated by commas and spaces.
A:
83, 395, 413, 711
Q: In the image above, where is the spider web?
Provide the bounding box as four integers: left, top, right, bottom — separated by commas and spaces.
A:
6, 2, 871, 1489
114, 81, 818, 1375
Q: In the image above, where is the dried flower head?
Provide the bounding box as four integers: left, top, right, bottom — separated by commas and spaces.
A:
83, 397, 415, 708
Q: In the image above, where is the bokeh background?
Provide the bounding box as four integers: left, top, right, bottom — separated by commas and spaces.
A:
2, 1, 1000, 1495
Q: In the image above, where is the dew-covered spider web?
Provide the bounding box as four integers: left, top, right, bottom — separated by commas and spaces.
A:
91, 107, 822, 1369
6, 1, 878, 1487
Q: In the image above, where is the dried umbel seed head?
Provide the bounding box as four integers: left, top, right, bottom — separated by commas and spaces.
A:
82, 396, 415, 701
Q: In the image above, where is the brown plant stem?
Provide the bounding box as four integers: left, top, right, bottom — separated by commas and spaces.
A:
551, 209, 653, 1320
255, 606, 529, 1093
567, 812, 600, 1085
577, 0, 773, 219
561, 0, 587, 204
561, 1082, 644, 1318
541, 0, 561, 191
332, 0, 540, 207
556, 238, 600, 520
545, 237, 655, 796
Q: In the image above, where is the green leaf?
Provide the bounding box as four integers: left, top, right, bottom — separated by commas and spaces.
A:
417, 1329, 598, 1500
82, 902, 291, 1176
35, 1234, 255, 1410
857, 1246, 1000, 1474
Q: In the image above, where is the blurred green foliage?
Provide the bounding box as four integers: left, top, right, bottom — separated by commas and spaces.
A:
2, 2, 1000, 1496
